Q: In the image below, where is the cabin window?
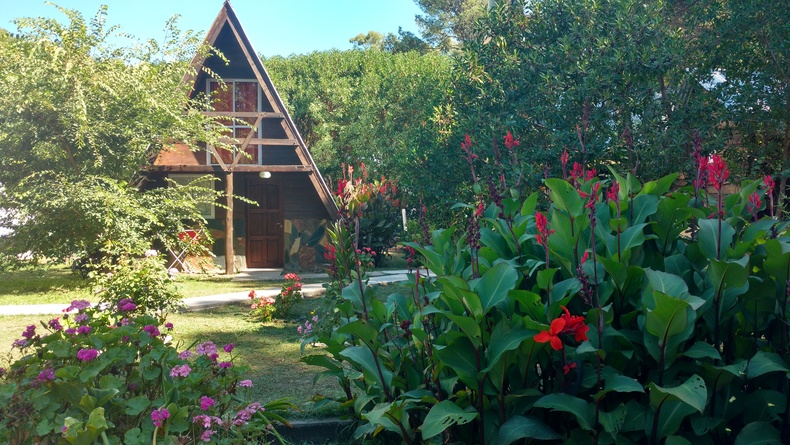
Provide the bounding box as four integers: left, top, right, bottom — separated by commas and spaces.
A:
169, 174, 216, 219
206, 79, 261, 165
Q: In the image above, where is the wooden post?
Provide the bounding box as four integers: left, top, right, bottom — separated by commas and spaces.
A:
225, 171, 234, 275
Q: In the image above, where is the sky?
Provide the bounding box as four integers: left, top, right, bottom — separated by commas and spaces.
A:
0, 0, 425, 57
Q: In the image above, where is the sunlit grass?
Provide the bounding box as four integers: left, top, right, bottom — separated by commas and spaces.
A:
0, 265, 93, 305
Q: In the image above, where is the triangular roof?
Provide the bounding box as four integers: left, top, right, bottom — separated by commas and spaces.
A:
165, 0, 337, 217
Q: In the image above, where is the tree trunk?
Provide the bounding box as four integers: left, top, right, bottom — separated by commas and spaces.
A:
225, 171, 235, 275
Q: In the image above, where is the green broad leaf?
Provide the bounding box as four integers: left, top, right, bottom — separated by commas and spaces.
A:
124, 396, 151, 416
536, 267, 559, 291
609, 217, 628, 233
361, 402, 402, 436
337, 319, 379, 344
708, 256, 749, 296
403, 241, 445, 275
641, 174, 678, 197
702, 362, 746, 391
654, 400, 696, 439
683, 342, 721, 361
599, 404, 627, 435
341, 281, 370, 314
644, 269, 690, 301
620, 400, 648, 432
98, 375, 123, 390
763, 239, 790, 284
629, 194, 659, 225
534, 393, 595, 430
483, 328, 531, 373
697, 218, 735, 260
301, 354, 342, 372
474, 262, 519, 314
48, 339, 72, 358
0, 383, 16, 405
445, 313, 482, 348
434, 336, 479, 388
520, 192, 540, 216
746, 351, 790, 379
480, 227, 510, 258
123, 428, 145, 445
79, 359, 108, 383
594, 375, 644, 401
645, 292, 691, 345
544, 178, 584, 217
498, 415, 561, 444
509, 290, 543, 321
86, 387, 119, 408
733, 421, 783, 445
52, 381, 84, 407
420, 400, 477, 440
550, 277, 582, 304
648, 374, 707, 414
665, 435, 693, 445
439, 276, 483, 318
55, 365, 81, 380
86, 407, 108, 431
690, 415, 724, 436
340, 346, 393, 390
619, 223, 650, 254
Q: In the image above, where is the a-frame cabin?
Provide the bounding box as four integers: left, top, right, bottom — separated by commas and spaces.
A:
147, 1, 337, 274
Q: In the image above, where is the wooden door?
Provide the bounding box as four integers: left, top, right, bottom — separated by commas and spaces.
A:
246, 179, 283, 268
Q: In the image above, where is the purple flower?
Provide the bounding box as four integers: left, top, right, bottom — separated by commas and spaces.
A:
12, 339, 28, 349
142, 325, 160, 337
196, 341, 217, 356
151, 407, 170, 427
223, 343, 235, 353
178, 350, 194, 360
170, 364, 191, 378
120, 318, 131, 326
312, 315, 319, 323
48, 318, 62, 331
193, 414, 212, 428
76, 348, 99, 362
208, 353, 218, 362
199, 396, 215, 411
64, 328, 77, 336
64, 300, 91, 313
37, 368, 55, 382
77, 325, 92, 335
21, 325, 36, 339
219, 361, 232, 369
200, 429, 216, 442
238, 379, 253, 387
165, 322, 174, 331
121, 336, 130, 343
74, 313, 89, 324
117, 298, 136, 312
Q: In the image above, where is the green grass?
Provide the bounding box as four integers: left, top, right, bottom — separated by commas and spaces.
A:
0, 265, 93, 305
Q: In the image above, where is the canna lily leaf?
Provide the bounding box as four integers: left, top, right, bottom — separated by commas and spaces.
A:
544, 178, 584, 217
421, 400, 477, 440
473, 262, 518, 314
733, 421, 783, 445
498, 415, 561, 444
648, 374, 707, 414
534, 393, 595, 430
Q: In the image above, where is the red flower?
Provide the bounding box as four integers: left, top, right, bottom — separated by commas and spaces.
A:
748, 192, 762, 220
561, 149, 569, 170
475, 202, 485, 217
571, 162, 584, 180
559, 306, 589, 342
248, 290, 256, 299
563, 362, 577, 375
504, 131, 520, 150
764, 175, 775, 194
534, 317, 566, 350
606, 182, 620, 203
535, 212, 554, 247
707, 154, 729, 191
585, 169, 597, 181
580, 251, 589, 265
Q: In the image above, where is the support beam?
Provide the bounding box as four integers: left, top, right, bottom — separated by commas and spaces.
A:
225, 171, 234, 275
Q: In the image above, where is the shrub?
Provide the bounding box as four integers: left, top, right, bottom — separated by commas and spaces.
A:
0, 258, 293, 444
274, 273, 303, 319
248, 290, 276, 323
305, 140, 790, 444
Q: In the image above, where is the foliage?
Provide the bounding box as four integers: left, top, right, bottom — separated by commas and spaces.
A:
0, 258, 294, 444
414, 0, 488, 52
305, 145, 790, 443
334, 164, 403, 266
94, 254, 185, 321
263, 49, 456, 223
0, 5, 226, 263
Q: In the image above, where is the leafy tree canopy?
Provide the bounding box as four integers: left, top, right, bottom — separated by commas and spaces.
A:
414, 0, 488, 52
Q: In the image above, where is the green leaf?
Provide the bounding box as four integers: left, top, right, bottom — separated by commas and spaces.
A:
698, 218, 735, 260
498, 415, 561, 444
340, 346, 393, 390
599, 404, 627, 435
594, 375, 644, 401
420, 400, 477, 440
520, 192, 540, 216
337, 319, 379, 344
445, 313, 482, 348
648, 374, 707, 414
473, 262, 518, 314
534, 393, 594, 430
629, 194, 659, 225
746, 351, 790, 379
642, 174, 678, 197
544, 178, 583, 217
124, 396, 151, 416
435, 336, 479, 388
733, 421, 783, 445
665, 435, 693, 445
483, 328, 531, 373
683, 342, 721, 361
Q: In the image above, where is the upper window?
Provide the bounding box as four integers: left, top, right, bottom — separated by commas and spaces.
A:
207, 79, 261, 165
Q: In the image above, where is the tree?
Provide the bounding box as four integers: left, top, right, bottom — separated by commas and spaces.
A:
414, 0, 488, 52
0, 5, 222, 264
350, 30, 385, 50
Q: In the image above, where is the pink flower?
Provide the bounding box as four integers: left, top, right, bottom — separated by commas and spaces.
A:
196, 342, 217, 356
748, 192, 762, 220
219, 361, 232, 369
707, 154, 729, 191
238, 380, 253, 387
193, 414, 213, 428
200, 429, 216, 442
200, 396, 216, 411
64, 300, 91, 313
223, 343, 234, 353
297, 326, 303, 334
74, 313, 89, 324
504, 131, 520, 150
764, 175, 776, 194
248, 290, 257, 299
37, 368, 55, 382
77, 348, 99, 362
165, 322, 174, 330
535, 212, 554, 247
142, 325, 160, 337
178, 350, 194, 360
312, 315, 319, 323
151, 407, 170, 427
170, 364, 191, 378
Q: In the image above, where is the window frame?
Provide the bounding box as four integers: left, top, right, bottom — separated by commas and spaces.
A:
169, 174, 216, 220
205, 78, 263, 166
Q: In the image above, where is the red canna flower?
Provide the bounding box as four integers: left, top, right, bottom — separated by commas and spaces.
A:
561, 149, 569, 172
534, 317, 566, 350
606, 182, 620, 204
559, 306, 589, 342
571, 162, 584, 181
475, 202, 485, 217
707, 154, 729, 191
504, 131, 520, 150
748, 192, 762, 221
764, 175, 775, 194
563, 362, 577, 375
535, 212, 554, 247
585, 168, 597, 182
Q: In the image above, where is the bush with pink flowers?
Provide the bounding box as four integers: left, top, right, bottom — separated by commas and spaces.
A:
0, 258, 293, 444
